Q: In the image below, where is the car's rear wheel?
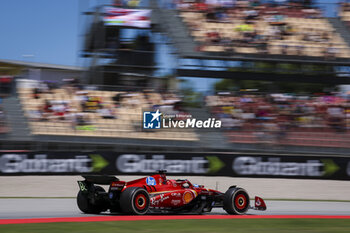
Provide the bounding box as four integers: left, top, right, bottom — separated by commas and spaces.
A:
77, 186, 106, 214
223, 187, 250, 215
120, 187, 149, 215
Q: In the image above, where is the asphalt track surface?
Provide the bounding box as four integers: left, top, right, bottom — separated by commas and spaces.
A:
0, 198, 350, 219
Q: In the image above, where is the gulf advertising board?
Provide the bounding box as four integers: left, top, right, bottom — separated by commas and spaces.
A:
1, 152, 350, 180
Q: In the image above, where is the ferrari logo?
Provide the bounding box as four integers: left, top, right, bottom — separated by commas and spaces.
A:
256, 199, 261, 206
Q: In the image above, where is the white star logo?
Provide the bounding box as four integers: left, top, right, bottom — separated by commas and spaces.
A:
151, 109, 162, 122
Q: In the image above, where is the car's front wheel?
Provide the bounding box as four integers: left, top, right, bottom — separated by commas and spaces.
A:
223, 187, 250, 215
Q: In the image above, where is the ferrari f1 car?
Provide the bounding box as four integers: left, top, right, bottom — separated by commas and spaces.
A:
77, 170, 266, 215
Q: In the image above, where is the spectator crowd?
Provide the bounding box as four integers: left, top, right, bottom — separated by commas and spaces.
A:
17, 79, 198, 141
178, 0, 350, 58
0, 103, 7, 134
206, 92, 350, 144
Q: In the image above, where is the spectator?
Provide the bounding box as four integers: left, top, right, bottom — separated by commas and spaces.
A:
33, 88, 41, 99
325, 43, 338, 60
97, 105, 116, 119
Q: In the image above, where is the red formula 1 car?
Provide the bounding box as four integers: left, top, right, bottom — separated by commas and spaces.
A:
77, 170, 266, 215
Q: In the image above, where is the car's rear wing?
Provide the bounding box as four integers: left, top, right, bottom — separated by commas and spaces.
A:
77, 175, 119, 194
82, 175, 119, 185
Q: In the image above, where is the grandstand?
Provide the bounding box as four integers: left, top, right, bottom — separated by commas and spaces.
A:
206, 92, 350, 148
0, 105, 8, 135
17, 79, 198, 141
0, 73, 14, 135
146, 1, 350, 85
340, 2, 350, 27
180, 3, 350, 58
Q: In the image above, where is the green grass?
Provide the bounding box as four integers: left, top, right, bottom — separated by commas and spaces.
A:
1, 219, 350, 233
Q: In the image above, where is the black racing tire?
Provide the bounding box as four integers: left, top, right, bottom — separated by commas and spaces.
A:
77, 186, 106, 214
120, 187, 149, 215
223, 187, 250, 215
